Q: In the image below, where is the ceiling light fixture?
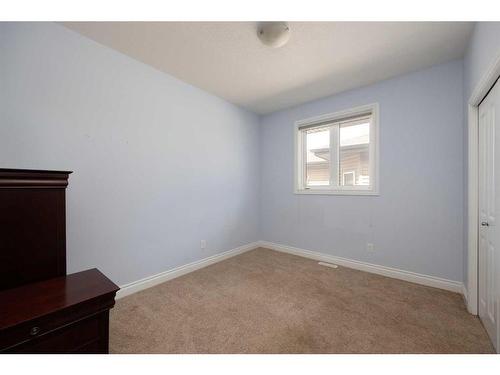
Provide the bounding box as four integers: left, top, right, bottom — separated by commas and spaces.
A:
257, 22, 291, 48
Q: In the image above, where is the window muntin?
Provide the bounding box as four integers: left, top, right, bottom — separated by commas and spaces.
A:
295, 104, 378, 195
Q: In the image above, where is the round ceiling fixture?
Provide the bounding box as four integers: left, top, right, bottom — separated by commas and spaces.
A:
257, 22, 291, 48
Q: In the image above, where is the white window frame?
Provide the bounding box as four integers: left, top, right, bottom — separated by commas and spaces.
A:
294, 103, 379, 196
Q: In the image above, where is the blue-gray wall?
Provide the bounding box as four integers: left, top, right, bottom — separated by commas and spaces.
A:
0, 22, 261, 286
260, 60, 465, 281
462, 22, 500, 284
4, 22, 499, 287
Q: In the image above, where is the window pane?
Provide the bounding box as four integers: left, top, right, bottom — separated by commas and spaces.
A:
306, 127, 330, 186
339, 121, 370, 186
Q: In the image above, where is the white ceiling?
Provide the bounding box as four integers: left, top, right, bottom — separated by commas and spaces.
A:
62, 22, 474, 114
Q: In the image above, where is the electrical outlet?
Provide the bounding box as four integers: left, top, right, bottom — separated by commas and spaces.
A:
200, 240, 206, 250
366, 243, 374, 252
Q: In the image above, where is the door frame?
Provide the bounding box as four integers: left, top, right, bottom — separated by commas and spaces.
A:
467, 52, 500, 317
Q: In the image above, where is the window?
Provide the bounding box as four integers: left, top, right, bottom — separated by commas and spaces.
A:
294, 103, 379, 195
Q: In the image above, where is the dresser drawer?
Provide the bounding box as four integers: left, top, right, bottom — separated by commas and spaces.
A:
0, 269, 118, 354
0, 295, 113, 351
4, 312, 108, 354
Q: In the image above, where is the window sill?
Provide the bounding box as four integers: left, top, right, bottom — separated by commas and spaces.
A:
294, 188, 379, 196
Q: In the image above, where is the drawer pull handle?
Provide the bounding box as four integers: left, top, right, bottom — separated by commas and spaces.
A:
30, 326, 40, 336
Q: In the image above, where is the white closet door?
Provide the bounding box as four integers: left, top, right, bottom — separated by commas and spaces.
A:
478, 78, 500, 351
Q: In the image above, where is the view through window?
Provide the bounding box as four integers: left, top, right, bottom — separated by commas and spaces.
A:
296, 105, 377, 194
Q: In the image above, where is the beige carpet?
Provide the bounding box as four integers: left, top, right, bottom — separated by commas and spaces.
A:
110, 248, 494, 353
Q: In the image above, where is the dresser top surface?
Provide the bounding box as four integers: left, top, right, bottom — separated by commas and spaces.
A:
0, 269, 119, 330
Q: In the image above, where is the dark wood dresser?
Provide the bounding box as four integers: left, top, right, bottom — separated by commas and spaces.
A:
0, 169, 119, 353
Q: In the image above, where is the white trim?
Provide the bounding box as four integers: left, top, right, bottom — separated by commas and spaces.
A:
115, 240, 465, 302
467, 51, 500, 315
467, 104, 479, 315
258, 241, 464, 294
462, 284, 469, 306
294, 103, 379, 196
116, 242, 260, 299
292, 188, 379, 196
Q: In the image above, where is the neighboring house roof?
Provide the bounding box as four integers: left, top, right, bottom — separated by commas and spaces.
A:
309, 142, 369, 163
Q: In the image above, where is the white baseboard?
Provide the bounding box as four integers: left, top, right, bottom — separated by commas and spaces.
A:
258, 241, 464, 294
462, 284, 470, 310
116, 240, 465, 299
116, 242, 260, 299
